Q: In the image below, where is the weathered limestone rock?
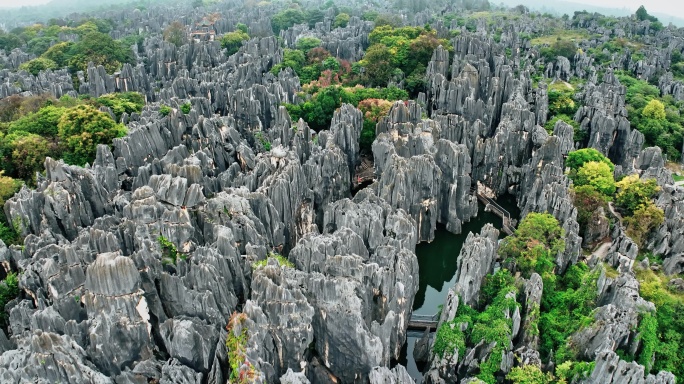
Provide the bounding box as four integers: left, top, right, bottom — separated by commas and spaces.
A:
453, 224, 500, 306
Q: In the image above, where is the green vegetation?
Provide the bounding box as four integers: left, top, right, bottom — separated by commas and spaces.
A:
159, 105, 172, 117
252, 252, 294, 270
618, 72, 684, 160
57, 105, 128, 166
163, 21, 187, 47
253, 132, 271, 151
572, 185, 609, 232
0, 93, 137, 186
433, 269, 518, 383
180, 102, 192, 114
284, 85, 407, 134
499, 213, 565, 279
158, 236, 186, 265
221, 30, 250, 56
539, 263, 599, 363
566, 148, 614, 172
0, 19, 137, 76
635, 267, 684, 378
226, 312, 261, 382
0, 272, 19, 330
573, 161, 616, 196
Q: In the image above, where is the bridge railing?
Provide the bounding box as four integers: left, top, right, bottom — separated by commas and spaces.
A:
470, 186, 515, 234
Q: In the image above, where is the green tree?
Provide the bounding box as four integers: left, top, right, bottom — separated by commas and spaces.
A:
642, 99, 666, 120
96, 92, 145, 120
566, 148, 614, 172
361, 44, 393, 87
499, 212, 565, 278
615, 174, 660, 215
507, 365, 554, 384
67, 31, 132, 74
541, 39, 578, 61
19, 58, 57, 76
572, 185, 608, 230
164, 21, 187, 47
8, 133, 52, 180
221, 30, 250, 56
42, 42, 74, 68
334, 13, 350, 28
57, 105, 127, 166
636, 5, 650, 21
296, 37, 321, 53
271, 8, 306, 35
625, 203, 664, 247
9, 105, 65, 136
236, 23, 249, 34
0, 171, 22, 215
574, 161, 616, 196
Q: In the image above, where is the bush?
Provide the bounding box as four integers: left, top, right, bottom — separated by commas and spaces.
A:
6, 133, 52, 180
96, 92, 144, 120
334, 13, 350, 28
573, 161, 616, 196
252, 253, 294, 269
566, 148, 614, 172
642, 99, 666, 120
180, 102, 192, 114
9, 105, 66, 136
295, 37, 321, 53
615, 175, 659, 215
57, 105, 127, 166
624, 203, 664, 247
221, 30, 250, 56
19, 57, 57, 76
0, 272, 19, 330
499, 213, 565, 278
159, 105, 172, 117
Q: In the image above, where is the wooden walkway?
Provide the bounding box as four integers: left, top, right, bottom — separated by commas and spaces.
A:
408, 313, 439, 331
471, 186, 515, 235
353, 158, 375, 188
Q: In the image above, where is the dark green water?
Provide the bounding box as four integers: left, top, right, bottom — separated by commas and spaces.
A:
398, 194, 520, 381
411, 194, 519, 315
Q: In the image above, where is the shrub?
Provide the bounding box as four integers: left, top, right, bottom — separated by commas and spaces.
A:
158, 235, 185, 265
252, 253, 294, 270
221, 30, 250, 56
19, 57, 57, 76
226, 312, 261, 382
499, 213, 565, 278
0, 272, 19, 330
615, 175, 659, 215
159, 105, 172, 117
96, 92, 144, 120
574, 161, 616, 196
180, 102, 192, 114
57, 105, 127, 166
566, 148, 614, 172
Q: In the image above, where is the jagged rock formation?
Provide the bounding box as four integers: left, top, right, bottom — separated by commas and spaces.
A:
0, 1, 682, 383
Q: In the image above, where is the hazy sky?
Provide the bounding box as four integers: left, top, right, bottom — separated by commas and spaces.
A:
2, 0, 684, 15
566, 0, 684, 15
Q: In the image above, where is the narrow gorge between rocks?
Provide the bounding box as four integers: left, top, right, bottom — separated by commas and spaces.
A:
401, 195, 520, 382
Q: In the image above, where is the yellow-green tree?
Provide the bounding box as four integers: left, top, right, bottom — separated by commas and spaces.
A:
57, 105, 127, 166
642, 99, 666, 120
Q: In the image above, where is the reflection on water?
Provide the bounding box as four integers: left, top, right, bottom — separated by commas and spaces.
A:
397, 194, 520, 382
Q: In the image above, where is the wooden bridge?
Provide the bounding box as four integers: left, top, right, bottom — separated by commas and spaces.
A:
471, 186, 516, 236
408, 313, 440, 331
353, 158, 375, 188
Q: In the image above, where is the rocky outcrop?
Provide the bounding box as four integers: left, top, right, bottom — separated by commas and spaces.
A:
452, 224, 499, 306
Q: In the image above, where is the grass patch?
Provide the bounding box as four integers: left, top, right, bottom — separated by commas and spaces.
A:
252, 252, 294, 270
531, 30, 590, 46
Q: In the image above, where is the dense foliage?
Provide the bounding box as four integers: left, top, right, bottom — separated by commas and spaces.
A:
618, 73, 684, 160
285, 85, 407, 135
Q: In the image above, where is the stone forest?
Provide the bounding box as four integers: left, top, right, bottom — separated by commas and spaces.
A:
0, 0, 681, 383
